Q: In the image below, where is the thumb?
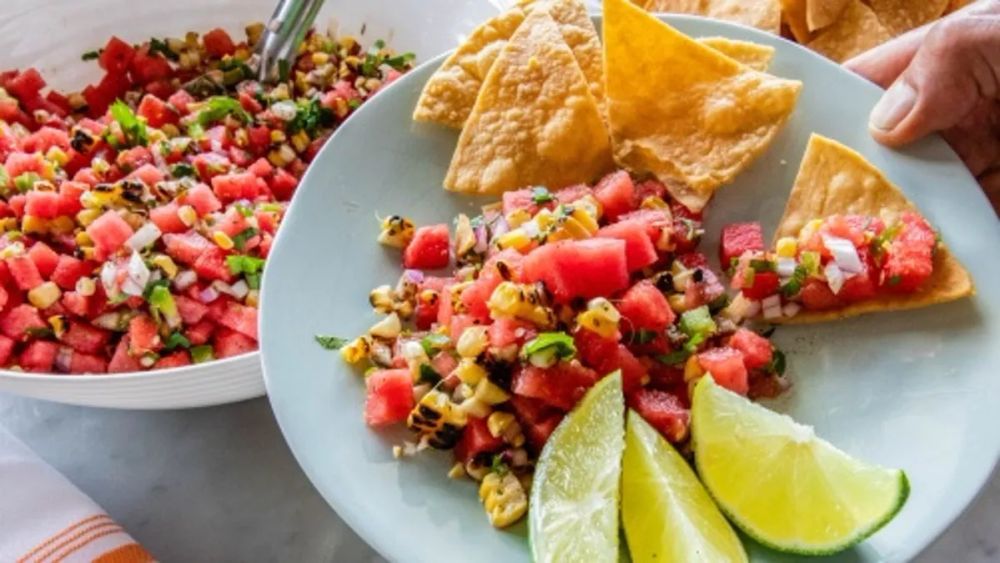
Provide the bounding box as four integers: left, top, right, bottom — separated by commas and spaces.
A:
867, 15, 1000, 147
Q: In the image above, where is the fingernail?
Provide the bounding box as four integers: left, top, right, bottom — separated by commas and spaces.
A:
870, 81, 916, 132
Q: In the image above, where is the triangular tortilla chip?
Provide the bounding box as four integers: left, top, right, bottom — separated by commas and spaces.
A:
806, 0, 850, 31
604, 0, 802, 211
443, 9, 613, 194
773, 134, 974, 323
806, 0, 892, 62
413, 0, 603, 129
869, 0, 948, 36
780, 0, 814, 43
697, 37, 775, 71
641, 0, 782, 34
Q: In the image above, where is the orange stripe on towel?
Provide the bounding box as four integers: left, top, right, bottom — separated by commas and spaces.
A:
17, 514, 112, 563
50, 526, 135, 563
33, 521, 122, 563
92, 543, 155, 563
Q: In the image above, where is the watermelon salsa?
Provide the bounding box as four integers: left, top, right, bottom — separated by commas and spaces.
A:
722, 213, 938, 319
0, 27, 415, 373
326, 170, 788, 529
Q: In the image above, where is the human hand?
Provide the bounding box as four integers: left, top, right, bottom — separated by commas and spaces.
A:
845, 0, 1000, 213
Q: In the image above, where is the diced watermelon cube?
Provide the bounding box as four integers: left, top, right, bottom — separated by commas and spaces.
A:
618, 280, 675, 332
185, 320, 215, 346
86, 210, 134, 260
69, 351, 108, 374
24, 191, 62, 220
596, 218, 658, 272
108, 337, 142, 373
167, 90, 195, 115
149, 202, 188, 234
523, 239, 629, 303
162, 232, 214, 265
5, 152, 44, 178
129, 46, 173, 85
214, 327, 256, 358
720, 222, 765, 266
27, 243, 60, 278
128, 163, 165, 187
593, 170, 635, 221
193, 248, 235, 283
509, 395, 564, 452
154, 350, 192, 369
403, 224, 450, 270
203, 28, 237, 58
454, 416, 504, 463
728, 328, 773, 370
136, 94, 179, 128
182, 183, 223, 216
0, 334, 14, 365
248, 158, 273, 179
697, 347, 749, 395
20, 340, 58, 372
800, 279, 840, 310
128, 315, 162, 355
208, 300, 257, 340
487, 317, 536, 349
211, 172, 263, 202
58, 180, 87, 216
883, 212, 936, 293
99, 36, 136, 74
512, 362, 598, 411
269, 168, 298, 201
214, 207, 249, 238
175, 295, 209, 325
364, 368, 414, 427
627, 388, 690, 442
60, 291, 90, 317
740, 270, 780, 301
7, 256, 44, 290
501, 188, 542, 218
22, 127, 70, 154
62, 321, 110, 355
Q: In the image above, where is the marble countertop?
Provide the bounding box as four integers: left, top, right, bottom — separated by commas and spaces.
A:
1, 393, 997, 562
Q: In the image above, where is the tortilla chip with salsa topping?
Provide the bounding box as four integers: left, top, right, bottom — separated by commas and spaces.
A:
443, 9, 613, 194
773, 134, 974, 323
604, 0, 802, 212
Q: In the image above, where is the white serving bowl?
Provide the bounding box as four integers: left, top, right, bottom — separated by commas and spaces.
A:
0, 0, 502, 408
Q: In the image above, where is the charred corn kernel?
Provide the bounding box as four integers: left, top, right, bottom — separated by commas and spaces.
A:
152, 255, 178, 279
407, 389, 467, 449
668, 293, 688, 313
369, 285, 395, 314
74, 231, 93, 247
576, 297, 620, 338
487, 412, 516, 438
76, 209, 102, 227
684, 354, 705, 383
640, 195, 670, 210
0, 218, 16, 232
340, 335, 373, 364
448, 281, 472, 314
176, 205, 198, 227
160, 122, 181, 137
505, 208, 532, 229
417, 289, 439, 308
465, 459, 489, 481
245, 22, 265, 46
28, 282, 61, 309
775, 237, 798, 258
495, 229, 532, 252
45, 147, 69, 167
21, 215, 48, 235
270, 130, 286, 143
474, 378, 510, 405
311, 51, 330, 65
245, 289, 260, 308
47, 216, 75, 235
80, 246, 97, 260
455, 358, 487, 386
291, 130, 310, 153
479, 472, 528, 528
394, 299, 414, 320
368, 312, 401, 339
456, 326, 489, 358
401, 340, 430, 370
487, 282, 555, 327
448, 462, 466, 479
458, 397, 491, 418
377, 215, 415, 248
0, 241, 24, 259
340, 36, 359, 51
569, 205, 599, 234
212, 231, 235, 250
47, 315, 67, 339
67, 92, 87, 110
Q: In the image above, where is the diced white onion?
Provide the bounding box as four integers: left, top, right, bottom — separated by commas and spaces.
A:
521, 220, 540, 238
99, 262, 118, 294
55, 346, 74, 373
763, 304, 783, 320
402, 340, 428, 364
776, 257, 797, 278
783, 302, 802, 317
173, 269, 198, 291
212, 279, 249, 300
473, 225, 489, 254
824, 263, 846, 294
745, 299, 762, 318
271, 100, 298, 121
197, 286, 220, 303
822, 234, 863, 273
762, 294, 782, 310
93, 312, 123, 330
124, 252, 150, 296
127, 222, 162, 251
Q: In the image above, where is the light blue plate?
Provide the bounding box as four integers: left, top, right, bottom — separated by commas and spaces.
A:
261, 14, 1000, 563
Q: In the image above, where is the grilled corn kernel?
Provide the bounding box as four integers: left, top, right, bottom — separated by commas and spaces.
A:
487, 282, 555, 328
494, 229, 532, 252
177, 205, 198, 227
668, 293, 688, 313
291, 130, 310, 153
369, 312, 401, 339
152, 255, 178, 279
479, 472, 528, 528
407, 389, 467, 449
454, 358, 487, 386
28, 282, 61, 309
0, 218, 16, 232
775, 237, 798, 258
47, 216, 75, 235
569, 205, 599, 235
684, 354, 705, 383
474, 378, 510, 405
74, 232, 92, 247
458, 397, 491, 418
454, 214, 476, 259
640, 195, 670, 210
48, 315, 68, 339
75, 277, 97, 297
246, 289, 260, 308
46, 147, 69, 167
21, 215, 48, 235
487, 412, 516, 438
575, 297, 620, 338
797, 219, 824, 245
377, 215, 415, 249
212, 231, 235, 250
502, 209, 530, 230
76, 209, 102, 227
369, 285, 395, 314
340, 335, 373, 364
456, 326, 489, 358
448, 462, 466, 479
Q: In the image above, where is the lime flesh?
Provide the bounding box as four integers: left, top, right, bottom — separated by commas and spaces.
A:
529, 371, 625, 563
691, 376, 909, 555
622, 411, 747, 562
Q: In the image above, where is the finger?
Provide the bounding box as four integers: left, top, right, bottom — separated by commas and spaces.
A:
868, 15, 1000, 147
978, 168, 1000, 215
844, 25, 929, 88
941, 101, 1000, 176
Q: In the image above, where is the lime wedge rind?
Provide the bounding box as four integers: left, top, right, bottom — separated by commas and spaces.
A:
529, 371, 625, 563
691, 376, 909, 556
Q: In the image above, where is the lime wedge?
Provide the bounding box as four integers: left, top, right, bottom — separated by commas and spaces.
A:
691, 376, 909, 555
622, 411, 748, 562
529, 371, 625, 563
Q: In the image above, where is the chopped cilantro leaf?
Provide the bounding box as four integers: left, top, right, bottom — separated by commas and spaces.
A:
163, 331, 191, 351
347, 99, 362, 110
490, 453, 509, 475
315, 335, 348, 350
766, 349, 786, 375
81, 50, 101, 61
418, 363, 441, 384
384, 52, 416, 70
235, 203, 254, 218
196, 96, 251, 127
420, 333, 450, 357
780, 265, 808, 298
749, 259, 775, 273
657, 350, 690, 366
171, 162, 196, 178
149, 38, 179, 61
287, 99, 334, 136
632, 329, 658, 345
531, 186, 554, 204
26, 327, 55, 339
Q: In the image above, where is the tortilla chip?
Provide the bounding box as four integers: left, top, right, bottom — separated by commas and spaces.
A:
413, 0, 603, 129
443, 10, 613, 194
642, 0, 782, 34
604, 0, 802, 211
773, 134, 974, 323
869, 0, 948, 36
806, 0, 892, 62
780, 0, 814, 43
697, 37, 775, 71
806, 0, 849, 31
